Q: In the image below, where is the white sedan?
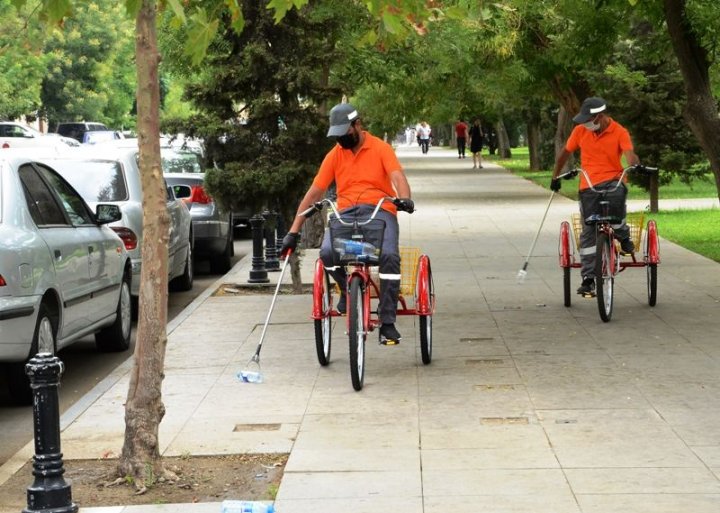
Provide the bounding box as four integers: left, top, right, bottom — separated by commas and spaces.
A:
0, 151, 132, 405
40, 145, 195, 298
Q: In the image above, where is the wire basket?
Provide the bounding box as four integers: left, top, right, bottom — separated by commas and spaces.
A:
400, 246, 420, 296
363, 246, 420, 298
571, 211, 644, 251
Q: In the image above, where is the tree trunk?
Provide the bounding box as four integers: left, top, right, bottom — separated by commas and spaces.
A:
119, 0, 171, 491
649, 172, 659, 213
663, 0, 720, 202
554, 105, 574, 169
526, 114, 541, 171
495, 119, 512, 159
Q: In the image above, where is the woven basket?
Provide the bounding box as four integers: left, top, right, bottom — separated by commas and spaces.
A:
571, 211, 644, 251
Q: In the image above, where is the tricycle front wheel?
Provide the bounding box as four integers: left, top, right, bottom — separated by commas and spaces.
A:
595, 232, 614, 322
348, 275, 366, 391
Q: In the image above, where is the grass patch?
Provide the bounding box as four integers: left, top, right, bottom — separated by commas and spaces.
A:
646, 209, 720, 263
487, 147, 720, 262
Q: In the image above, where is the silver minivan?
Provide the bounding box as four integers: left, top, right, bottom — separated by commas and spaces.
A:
0, 151, 132, 404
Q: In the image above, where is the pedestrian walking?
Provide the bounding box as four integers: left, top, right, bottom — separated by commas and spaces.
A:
469, 119, 484, 168
417, 121, 431, 154
455, 119, 468, 159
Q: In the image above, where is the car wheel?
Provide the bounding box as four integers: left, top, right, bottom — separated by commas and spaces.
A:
95, 273, 132, 352
209, 226, 233, 274
7, 303, 57, 405
171, 242, 194, 292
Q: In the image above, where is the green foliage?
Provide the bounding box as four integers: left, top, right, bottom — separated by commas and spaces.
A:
40, 0, 136, 128
0, 0, 49, 118
163, 0, 351, 221
589, 18, 707, 189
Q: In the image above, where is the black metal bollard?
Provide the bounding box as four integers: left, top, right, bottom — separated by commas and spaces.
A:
275, 215, 287, 255
23, 353, 78, 513
248, 214, 269, 283
263, 211, 280, 272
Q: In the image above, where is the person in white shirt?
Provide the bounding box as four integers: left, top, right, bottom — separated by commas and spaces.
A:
417, 121, 431, 154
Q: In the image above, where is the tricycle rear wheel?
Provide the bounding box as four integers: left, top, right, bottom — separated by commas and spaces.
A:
647, 263, 657, 307
563, 267, 571, 307
418, 262, 433, 365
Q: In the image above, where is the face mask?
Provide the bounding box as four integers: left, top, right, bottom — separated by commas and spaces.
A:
336, 131, 359, 149
583, 116, 601, 131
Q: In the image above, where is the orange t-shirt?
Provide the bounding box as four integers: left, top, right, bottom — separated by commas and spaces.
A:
313, 132, 402, 214
565, 118, 633, 190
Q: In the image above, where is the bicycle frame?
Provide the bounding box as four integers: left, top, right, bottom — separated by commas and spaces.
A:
558, 165, 659, 272
557, 164, 661, 319
307, 196, 435, 388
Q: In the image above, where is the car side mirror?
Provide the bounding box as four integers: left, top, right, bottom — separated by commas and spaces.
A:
96, 204, 122, 224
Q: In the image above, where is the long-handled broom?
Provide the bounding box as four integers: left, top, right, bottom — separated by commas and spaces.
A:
516, 191, 555, 283
237, 251, 292, 383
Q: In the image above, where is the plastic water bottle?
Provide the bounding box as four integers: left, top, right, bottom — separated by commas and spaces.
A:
333, 238, 379, 260
236, 370, 263, 383
220, 500, 274, 513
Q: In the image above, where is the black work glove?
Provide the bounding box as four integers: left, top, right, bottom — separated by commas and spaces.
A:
550, 178, 561, 192
394, 198, 415, 213
280, 232, 299, 258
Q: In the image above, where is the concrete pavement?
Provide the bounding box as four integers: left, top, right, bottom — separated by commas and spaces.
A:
2, 145, 720, 512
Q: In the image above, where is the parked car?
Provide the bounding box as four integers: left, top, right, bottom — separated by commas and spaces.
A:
82, 130, 125, 145
0, 151, 132, 404
40, 146, 194, 298
54, 121, 109, 143
0, 121, 79, 149
162, 149, 234, 273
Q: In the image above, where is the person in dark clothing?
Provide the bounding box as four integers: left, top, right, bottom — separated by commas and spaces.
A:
468, 119, 484, 169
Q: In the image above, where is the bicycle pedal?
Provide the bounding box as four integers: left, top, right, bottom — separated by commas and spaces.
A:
580, 292, 596, 298
380, 338, 400, 346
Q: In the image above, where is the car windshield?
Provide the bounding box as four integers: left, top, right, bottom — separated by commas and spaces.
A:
51, 160, 129, 202
83, 131, 119, 144
161, 151, 202, 174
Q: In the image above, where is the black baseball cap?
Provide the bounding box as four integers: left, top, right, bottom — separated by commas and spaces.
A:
327, 103, 360, 137
573, 97, 607, 124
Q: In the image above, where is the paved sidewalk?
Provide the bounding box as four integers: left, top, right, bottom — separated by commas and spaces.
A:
2, 146, 720, 513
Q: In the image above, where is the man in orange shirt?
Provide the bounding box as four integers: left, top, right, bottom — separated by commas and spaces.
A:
281, 103, 414, 344
551, 97, 640, 297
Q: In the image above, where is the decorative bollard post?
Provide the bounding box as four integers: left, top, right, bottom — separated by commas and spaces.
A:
263, 211, 280, 272
24, 353, 78, 513
248, 214, 269, 283
275, 215, 287, 256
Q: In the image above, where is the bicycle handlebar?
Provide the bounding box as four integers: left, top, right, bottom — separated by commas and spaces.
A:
300, 196, 404, 225
558, 164, 658, 193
